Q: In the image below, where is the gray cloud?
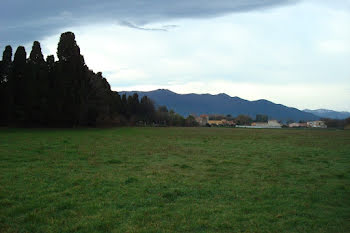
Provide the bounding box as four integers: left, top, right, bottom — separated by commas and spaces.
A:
1, 0, 300, 46
118, 21, 168, 32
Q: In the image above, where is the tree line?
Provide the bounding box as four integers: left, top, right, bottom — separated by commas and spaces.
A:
321, 118, 350, 129
0, 32, 197, 127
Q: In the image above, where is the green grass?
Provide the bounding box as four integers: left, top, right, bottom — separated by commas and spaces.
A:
0, 127, 349, 232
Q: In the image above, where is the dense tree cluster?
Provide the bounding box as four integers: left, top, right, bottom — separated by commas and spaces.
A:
234, 115, 253, 126
255, 114, 268, 123
208, 114, 253, 125
0, 32, 193, 127
321, 117, 350, 129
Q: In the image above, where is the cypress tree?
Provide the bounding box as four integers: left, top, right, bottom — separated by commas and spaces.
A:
2, 45, 12, 64
0, 46, 13, 125
0, 32, 156, 127
28, 41, 49, 125
46, 55, 55, 69
29, 41, 45, 64
11, 46, 27, 124
55, 32, 89, 126
1, 46, 13, 82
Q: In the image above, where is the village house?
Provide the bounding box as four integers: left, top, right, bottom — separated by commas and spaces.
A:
195, 114, 209, 126
226, 120, 235, 126
208, 120, 223, 126
251, 120, 281, 128
307, 121, 327, 128
289, 122, 307, 128
237, 120, 282, 128
251, 122, 268, 127
207, 119, 235, 127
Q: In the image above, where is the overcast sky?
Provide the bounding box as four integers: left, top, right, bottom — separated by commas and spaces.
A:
1, 0, 350, 111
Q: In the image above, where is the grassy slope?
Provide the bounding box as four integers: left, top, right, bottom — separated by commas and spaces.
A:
0, 127, 349, 233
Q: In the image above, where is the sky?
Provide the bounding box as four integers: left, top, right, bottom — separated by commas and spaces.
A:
1, 0, 350, 111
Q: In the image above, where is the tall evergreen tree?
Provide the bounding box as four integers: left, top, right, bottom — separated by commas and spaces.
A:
0, 46, 13, 125
140, 96, 155, 124
46, 55, 55, 71
54, 32, 89, 126
121, 94, 127, 115
27, 41, 49, 125
0, 31, 160, 127
0, 45, 12, 81
11, 46, 27, 124
29, 41, 45, 64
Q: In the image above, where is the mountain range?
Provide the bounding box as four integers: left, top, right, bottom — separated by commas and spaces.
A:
303, 109, 350, 120
120, 89, 321, 122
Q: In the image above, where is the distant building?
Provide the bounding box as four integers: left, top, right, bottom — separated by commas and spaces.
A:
253, 120, 281, 128
226, 120, 235, 126
307, 121, 327, 128
251, 122, 268, 127
195, 115, 209, 126
208, 120, 225, 126
237, 120, 281, 128
236, 120, 282, 129
207, 119, 235, 127
267, 120, 282, 128
289, 122, 307, 128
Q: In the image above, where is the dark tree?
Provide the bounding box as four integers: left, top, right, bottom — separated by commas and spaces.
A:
10, 46, 28, 124
256, 114, 268, 122
0, 46, 13, 125
158, 106, 168, 113
235, 115, 253, 126
0, 45, 13, 84
57, 32, 84, 64
2, 46, 12, 63
27, 41, 50, 125
13, 46, 26, 68
321, 118, 348, 129
140, 96, 155, 124
126, 93, 140, 123
46, 55, 55, 70
0, 31, 172, 128
53, 32, 89, 126
29, 41, 45, 64
0, 45, 13, 82
86, 71, 117, 126
185, 115, 199, 127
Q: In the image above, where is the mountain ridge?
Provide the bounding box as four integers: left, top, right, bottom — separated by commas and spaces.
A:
303, 109, 350, 119
119, 89, 319, 122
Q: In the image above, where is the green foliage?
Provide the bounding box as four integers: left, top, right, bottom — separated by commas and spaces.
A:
322, 117, 350, 129
0, 128, 349, 232
57, 32, 84, 64
0, 32, 168, 127
256, 114, 268, 122
185, 115, 199, 127
29, 41, 45, 64
2, 46, 12, 63
0, 46, 13, 125
152, 105, 187, 126
235, 114, 253, 125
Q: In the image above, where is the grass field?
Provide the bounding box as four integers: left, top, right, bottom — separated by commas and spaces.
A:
0, 127, 349, 232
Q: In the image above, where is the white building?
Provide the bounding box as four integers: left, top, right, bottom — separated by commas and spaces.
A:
289, 122, 307, 128
307, 121, 327, 128
237, 120, 282, 128
267, 120, 282, 128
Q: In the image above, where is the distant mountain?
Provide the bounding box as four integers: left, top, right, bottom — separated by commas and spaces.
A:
120, 89, 319, 122
303, 109, 350, 119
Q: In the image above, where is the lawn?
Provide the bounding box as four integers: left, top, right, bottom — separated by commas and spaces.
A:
0, 127, 349, 232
